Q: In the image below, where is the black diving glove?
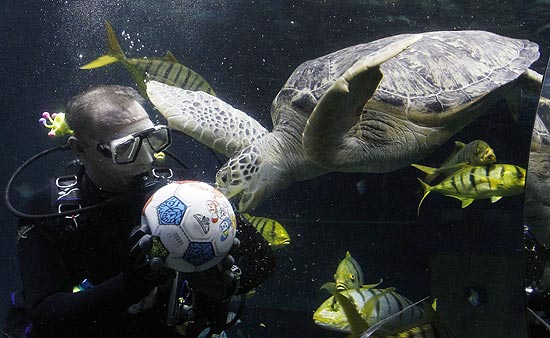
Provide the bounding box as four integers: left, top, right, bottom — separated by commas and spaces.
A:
184, 237, 241, 301
124, 226, 171, 291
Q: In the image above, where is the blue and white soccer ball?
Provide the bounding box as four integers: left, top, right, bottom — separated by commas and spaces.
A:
142, 180, 237, 272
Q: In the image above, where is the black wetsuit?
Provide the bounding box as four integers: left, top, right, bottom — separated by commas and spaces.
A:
13, 171, 275, 338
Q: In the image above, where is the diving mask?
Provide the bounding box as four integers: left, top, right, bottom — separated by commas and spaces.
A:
96, 125, 172, 164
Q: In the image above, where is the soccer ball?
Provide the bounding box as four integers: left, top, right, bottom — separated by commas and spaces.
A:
142, 180, 237, 272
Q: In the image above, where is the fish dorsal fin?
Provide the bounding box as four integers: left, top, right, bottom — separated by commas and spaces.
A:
346, 251, 352, 258
165, 51, 179, 63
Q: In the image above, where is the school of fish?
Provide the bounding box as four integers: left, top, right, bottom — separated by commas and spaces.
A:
412, 139, 525, 214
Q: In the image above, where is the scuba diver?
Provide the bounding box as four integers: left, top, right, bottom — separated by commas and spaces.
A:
3, 85, 275, 338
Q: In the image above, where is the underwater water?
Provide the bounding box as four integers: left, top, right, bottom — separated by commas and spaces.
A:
2, 1, 550, 337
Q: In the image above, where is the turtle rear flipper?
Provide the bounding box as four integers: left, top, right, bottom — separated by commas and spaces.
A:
147, 81, 269, 157
302, 35, 421, 170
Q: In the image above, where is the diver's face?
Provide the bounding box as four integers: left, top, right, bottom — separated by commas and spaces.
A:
79, 102, 155, 192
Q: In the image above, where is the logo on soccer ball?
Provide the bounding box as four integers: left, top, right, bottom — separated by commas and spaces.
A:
206, 200, 219, 222
157, 196, 187, 225
193, 214, 210, 234
219, 219, 231, 241
183, 242, 216, 266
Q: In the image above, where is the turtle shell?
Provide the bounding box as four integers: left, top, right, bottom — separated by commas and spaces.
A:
271, 31, 539, 128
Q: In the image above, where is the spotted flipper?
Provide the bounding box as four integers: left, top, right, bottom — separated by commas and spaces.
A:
147, 81, 268, 157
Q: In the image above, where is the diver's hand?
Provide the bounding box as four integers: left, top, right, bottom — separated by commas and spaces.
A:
124, 226, 171, 291
184, 237, 241, 301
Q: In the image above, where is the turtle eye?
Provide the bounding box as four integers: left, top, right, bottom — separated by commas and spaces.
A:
220, 172, 228, 184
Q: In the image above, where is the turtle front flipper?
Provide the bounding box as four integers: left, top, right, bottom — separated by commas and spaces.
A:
302, 35, 422, 171
146, 80, 269, 157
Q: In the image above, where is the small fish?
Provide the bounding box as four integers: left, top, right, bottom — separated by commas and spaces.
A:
334, 251, 364, 291
325, 251, 382, 311
466, 288, 479, 306
81, 21, 215, 98
356, 179, 368, 195
330, 251, 381, 292
414, 140, 496, 185
322, 284, 454, 338
415, 164, 526, 214
313, 286, 425, 333
464, 287, 487, 307
242, 213, 290, 249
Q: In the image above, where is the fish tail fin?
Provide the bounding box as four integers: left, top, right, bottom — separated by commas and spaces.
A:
411, 163, 437, 175
104, 20, 126, 60
80, 20, 126, 69
417, 178, 432, 215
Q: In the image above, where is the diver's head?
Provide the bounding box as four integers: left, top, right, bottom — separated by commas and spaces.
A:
66, 85, 170, 193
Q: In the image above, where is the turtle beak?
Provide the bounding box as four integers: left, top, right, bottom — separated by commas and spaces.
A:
218, 184, 242, 200
238, 188, 266, 212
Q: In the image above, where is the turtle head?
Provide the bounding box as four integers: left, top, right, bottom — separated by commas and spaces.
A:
216, 144, 288, 212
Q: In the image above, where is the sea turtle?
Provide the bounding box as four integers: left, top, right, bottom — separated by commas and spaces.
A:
146, 31, 542, 212
525, 111, 550, 246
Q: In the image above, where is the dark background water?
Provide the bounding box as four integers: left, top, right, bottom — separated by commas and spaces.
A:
2, 0, 549, 337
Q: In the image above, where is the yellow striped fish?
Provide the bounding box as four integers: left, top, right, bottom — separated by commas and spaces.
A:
419, 139, 496, 185
313, 286, 425, 333
242, 213, 290, 249
322, 285, 454, 338
81, 21, 215, 98
334, 251, 364, 291
414, 163, 526, 214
